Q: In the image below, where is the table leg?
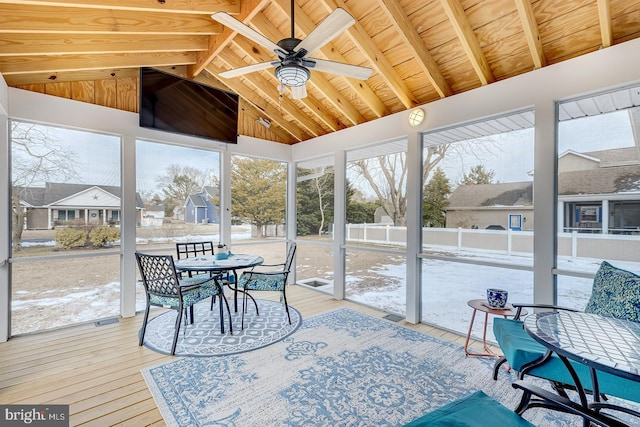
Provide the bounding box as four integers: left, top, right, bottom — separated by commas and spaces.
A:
464, 308, 498, 357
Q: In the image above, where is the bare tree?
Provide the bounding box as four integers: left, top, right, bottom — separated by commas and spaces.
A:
350, 145, 449, 226
155, 164, 218, 216
11, 121, 78, 251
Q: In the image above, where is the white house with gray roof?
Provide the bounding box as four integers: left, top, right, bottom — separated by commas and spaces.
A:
19, 182, 144, 230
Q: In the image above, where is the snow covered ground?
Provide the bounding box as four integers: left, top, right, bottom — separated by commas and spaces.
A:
15, 231, 640, 343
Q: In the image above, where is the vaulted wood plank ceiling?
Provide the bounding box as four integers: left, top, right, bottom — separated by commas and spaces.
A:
1, 0, 639, 145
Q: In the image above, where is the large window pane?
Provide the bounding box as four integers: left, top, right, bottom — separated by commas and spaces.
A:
10, 121, 121, 334
135, 140, 221, 310
556, 87, 640, 296
295, 157, 334, 290
344, 141, 407, 314
420, 111, 535, 334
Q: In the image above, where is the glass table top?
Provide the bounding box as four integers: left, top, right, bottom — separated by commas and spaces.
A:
524, 311, 640, 380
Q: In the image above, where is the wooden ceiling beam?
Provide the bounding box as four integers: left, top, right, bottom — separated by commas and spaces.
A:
0, 51, 196, 74
440, 0, 494, 85
0, 34, 209, 56
321, 0, 420, 110
0, 5, 222, 34
2, 68, 140, 85
230, 34, 345, 132
377, 0, 452, 98
189, 0, 269, 77
204, 64, 309, 142
217, 48, 326, 137
514, 0, 546, 69
597, 0, 613, 48
0, 0, 240, 14
249, 13, 361, 128
271, 0, 387, 118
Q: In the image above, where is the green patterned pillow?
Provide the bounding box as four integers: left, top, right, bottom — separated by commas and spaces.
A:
584, 261, 640, 322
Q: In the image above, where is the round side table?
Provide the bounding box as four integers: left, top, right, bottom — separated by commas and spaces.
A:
464, 299, 527, 358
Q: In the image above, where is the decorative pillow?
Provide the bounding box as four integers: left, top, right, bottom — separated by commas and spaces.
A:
585, 261, 640, 322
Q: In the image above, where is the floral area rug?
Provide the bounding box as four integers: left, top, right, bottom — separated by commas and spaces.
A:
140, 298, 301, 357
142, 307, 586, 426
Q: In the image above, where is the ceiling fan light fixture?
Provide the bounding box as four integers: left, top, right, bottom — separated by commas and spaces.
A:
275, 64, 310, 87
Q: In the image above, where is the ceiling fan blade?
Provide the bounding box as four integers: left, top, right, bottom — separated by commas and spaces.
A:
211, 12, 281, 53
309, 58, 373, 80
294, 8, 355, 56
219, 62, 275, 78
291, 85, 307, 99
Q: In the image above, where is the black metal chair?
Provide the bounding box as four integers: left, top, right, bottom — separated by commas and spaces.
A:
175, 241, 215, 277
176, 241, 227, 310
234, 243, 296, 329
135, 252, 232, 355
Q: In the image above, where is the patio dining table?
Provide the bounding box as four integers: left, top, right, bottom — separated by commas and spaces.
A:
174, 254, 264, 312
517, 311, 640, 427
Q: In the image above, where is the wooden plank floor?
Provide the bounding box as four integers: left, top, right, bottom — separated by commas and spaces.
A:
0, 285, 494, 426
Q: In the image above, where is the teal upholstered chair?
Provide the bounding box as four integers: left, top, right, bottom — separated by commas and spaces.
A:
235, 242, 296, 329
135, 252, 232, 355
493, 261, 640, 404
403, 391, 535, 427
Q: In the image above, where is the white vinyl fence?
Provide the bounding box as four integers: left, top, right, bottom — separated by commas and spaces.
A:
343, 224, 639, 262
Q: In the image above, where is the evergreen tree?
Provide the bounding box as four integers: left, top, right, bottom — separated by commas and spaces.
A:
231, 157, 286, 237
423, 167, 451, 227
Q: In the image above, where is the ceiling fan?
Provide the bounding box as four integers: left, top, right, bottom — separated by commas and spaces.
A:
211, 1, 373, 99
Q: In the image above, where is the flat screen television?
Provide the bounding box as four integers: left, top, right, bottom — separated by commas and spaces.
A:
139, 67, 239, 144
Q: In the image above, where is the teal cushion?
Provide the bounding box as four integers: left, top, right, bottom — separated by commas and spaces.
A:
585, 261, 640, 322
493, 318, 640, 402
238, 272, 286, 291
149, 276, 220, 307
403, 390, 534, 426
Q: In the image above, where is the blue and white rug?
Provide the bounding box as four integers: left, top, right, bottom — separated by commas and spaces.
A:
142, 308, 584, 426
141, 299, 301, 357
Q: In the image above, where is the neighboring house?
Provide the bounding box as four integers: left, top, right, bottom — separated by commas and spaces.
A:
184, 186, 220, 224
558, 147, 640, 234
445, 147, 640, 233
373, 207, 394, 224
18, 182, 144, 230
445, 181, 534, 231
141, 205, 164, 227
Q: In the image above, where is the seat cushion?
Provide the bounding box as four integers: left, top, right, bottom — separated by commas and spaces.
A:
402, 390, 534, 427
585, 261, 640, 322
493, 318, 640, 403
150, 276, 220, 307
238, 272, 286, 291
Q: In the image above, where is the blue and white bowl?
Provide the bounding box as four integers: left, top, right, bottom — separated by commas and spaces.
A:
486, 288, 508, 308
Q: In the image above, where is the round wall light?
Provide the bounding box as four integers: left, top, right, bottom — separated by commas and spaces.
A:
408, 108, 425, 126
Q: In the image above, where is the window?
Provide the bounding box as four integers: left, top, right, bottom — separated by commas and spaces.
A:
56, 209, 76, 221
345, 140, 407, 315
10, 120, 121, 335
420, 110, 535, 339
295, 156, 334, 290
556, 85, 640, 303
